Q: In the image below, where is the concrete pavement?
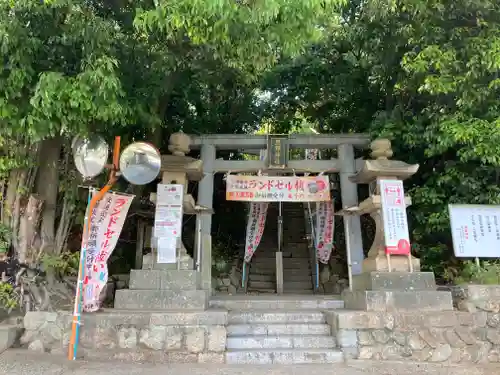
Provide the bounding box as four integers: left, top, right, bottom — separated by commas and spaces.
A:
1, 349, 500, 375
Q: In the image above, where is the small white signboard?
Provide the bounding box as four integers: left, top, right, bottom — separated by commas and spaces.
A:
379, 179, 411, 255
154, 184, 184, 263
449, 204, 500, 258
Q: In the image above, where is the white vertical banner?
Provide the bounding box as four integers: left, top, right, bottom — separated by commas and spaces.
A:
83, 192, 134, 312
379, 179, 411, 255
316, 202, 334, 263
154, 184, 184, 263
244, 202, 268, 262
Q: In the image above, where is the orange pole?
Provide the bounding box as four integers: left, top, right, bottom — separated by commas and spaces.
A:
67, 136, 121, 360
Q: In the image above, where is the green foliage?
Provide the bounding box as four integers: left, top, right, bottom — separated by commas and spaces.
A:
0, 282, 17, 312
42, 251, 79, 277
454, 261, 500, 285
0, 224, 11, 253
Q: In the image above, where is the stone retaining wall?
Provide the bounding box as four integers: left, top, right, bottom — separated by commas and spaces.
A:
21, 310, 227, 363
327, 309, 500, 363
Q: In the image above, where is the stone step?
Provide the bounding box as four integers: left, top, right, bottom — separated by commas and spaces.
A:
210, 296, 344, 310
227, 335, 335, 350
249, 274, 312, 282
114, 289, 207, 310
227, 323, 331, 336
247, 288, 276, 294
128, 270, 197, 290
225, 349, 343, 364
283, 281, 313, 290
228, 311, 325, 324
248, 281, 276, 290
250, 268, 312, 277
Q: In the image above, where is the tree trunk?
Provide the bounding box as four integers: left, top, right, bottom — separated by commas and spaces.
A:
18, 194, 43, 265
55, 196, 74, 254
35, 137, 62, 257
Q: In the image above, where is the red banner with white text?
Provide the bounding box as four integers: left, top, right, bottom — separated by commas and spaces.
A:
244, 202, 268, 262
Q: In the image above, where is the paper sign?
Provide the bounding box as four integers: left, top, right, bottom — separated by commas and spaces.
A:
449, 204, 500, 258
157, 237, 178, 263
379, 179, 411, 255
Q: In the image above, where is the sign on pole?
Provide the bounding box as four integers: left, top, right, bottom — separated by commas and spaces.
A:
379, 179, 411, 256
226, 175, 330, 202
449, 204, 500, 258
154, 184, 184, 263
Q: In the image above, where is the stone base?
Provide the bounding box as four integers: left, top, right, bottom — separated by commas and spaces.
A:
114, 289, 208, 310
142, 253, 194, 270
342, 290, 453, 312
22, 310, 227, 362
362, 255, 420, 273
352, 272, 437, 292
129, 270, 198, 290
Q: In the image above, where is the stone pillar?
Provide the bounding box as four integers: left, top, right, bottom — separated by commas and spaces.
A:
342, 139, 453, 312
338, 144, 363, 275
196, 143, 215, 292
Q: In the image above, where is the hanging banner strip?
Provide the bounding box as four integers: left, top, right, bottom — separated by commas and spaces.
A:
244, 202, 268, 262
226, 175, 330, 202
315, 201, 334, 264
83, 191, 134, 312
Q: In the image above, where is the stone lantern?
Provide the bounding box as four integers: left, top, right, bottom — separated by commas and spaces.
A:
143, 132, 205, 270
341, 139, 453, 312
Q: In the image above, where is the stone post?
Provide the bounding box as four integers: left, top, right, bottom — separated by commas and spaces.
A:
196, 144, 215, 293
338, 144, 364, 275
342, 139, 453, 312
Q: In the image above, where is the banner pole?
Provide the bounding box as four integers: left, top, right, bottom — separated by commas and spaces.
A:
68, 136, 121, 361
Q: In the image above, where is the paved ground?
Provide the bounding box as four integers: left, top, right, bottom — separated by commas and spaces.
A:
2, 350, 500, 375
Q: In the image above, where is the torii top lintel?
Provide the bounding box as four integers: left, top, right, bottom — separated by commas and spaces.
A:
188, 134, 370, 150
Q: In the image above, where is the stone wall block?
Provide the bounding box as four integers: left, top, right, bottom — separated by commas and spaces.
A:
184, 327, 205, 353
443, 330, 466, 348
165, 326, 182, 350
486, 313, 500, 328
418, 328, 445, 349
412, 347, 433, 361
485, 329, 500, 345
473, 311, 488, 327
336, 329, 358, 348
454, 327, 476, 345
358, 346, 378, 360
117, 327, 138, 349
429, 344, 452, 362
391, 331, 408, 346
467, 342, 492, 363
371, 329, 390, 344
475, 299, 500, 313
408, 331, 427, 350
357, 330, 374, 346
94, 327, 117, 350
139, 326, 166, 350
207, 326, 226, 352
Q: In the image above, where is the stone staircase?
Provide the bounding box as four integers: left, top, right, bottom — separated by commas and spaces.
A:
213, 296, 344, 364
247, 202, 314, 294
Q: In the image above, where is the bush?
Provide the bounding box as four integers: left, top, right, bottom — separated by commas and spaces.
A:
42, 251, 80, 277
453, 261, 500, 285
0, 282, 18, 312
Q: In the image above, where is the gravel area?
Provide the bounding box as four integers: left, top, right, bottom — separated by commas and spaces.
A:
1, 350, 500, 375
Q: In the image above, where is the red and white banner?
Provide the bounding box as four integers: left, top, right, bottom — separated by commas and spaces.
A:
380, 179, 411, 255
83, 192, 134, 312
244, 202, 268, 262
315, 202, 334, 264
226, 175, 330, 202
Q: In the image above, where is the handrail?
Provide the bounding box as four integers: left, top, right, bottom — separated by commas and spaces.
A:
303, 202, 320, 291
242, 261, 250, 293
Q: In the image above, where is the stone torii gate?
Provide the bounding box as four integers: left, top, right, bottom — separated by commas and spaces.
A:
186, 132, 371, 293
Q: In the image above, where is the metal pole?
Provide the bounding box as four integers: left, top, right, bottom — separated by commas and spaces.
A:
344, 214, 354, 292
278, 202, 283, 252
196, 215, 202, 271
